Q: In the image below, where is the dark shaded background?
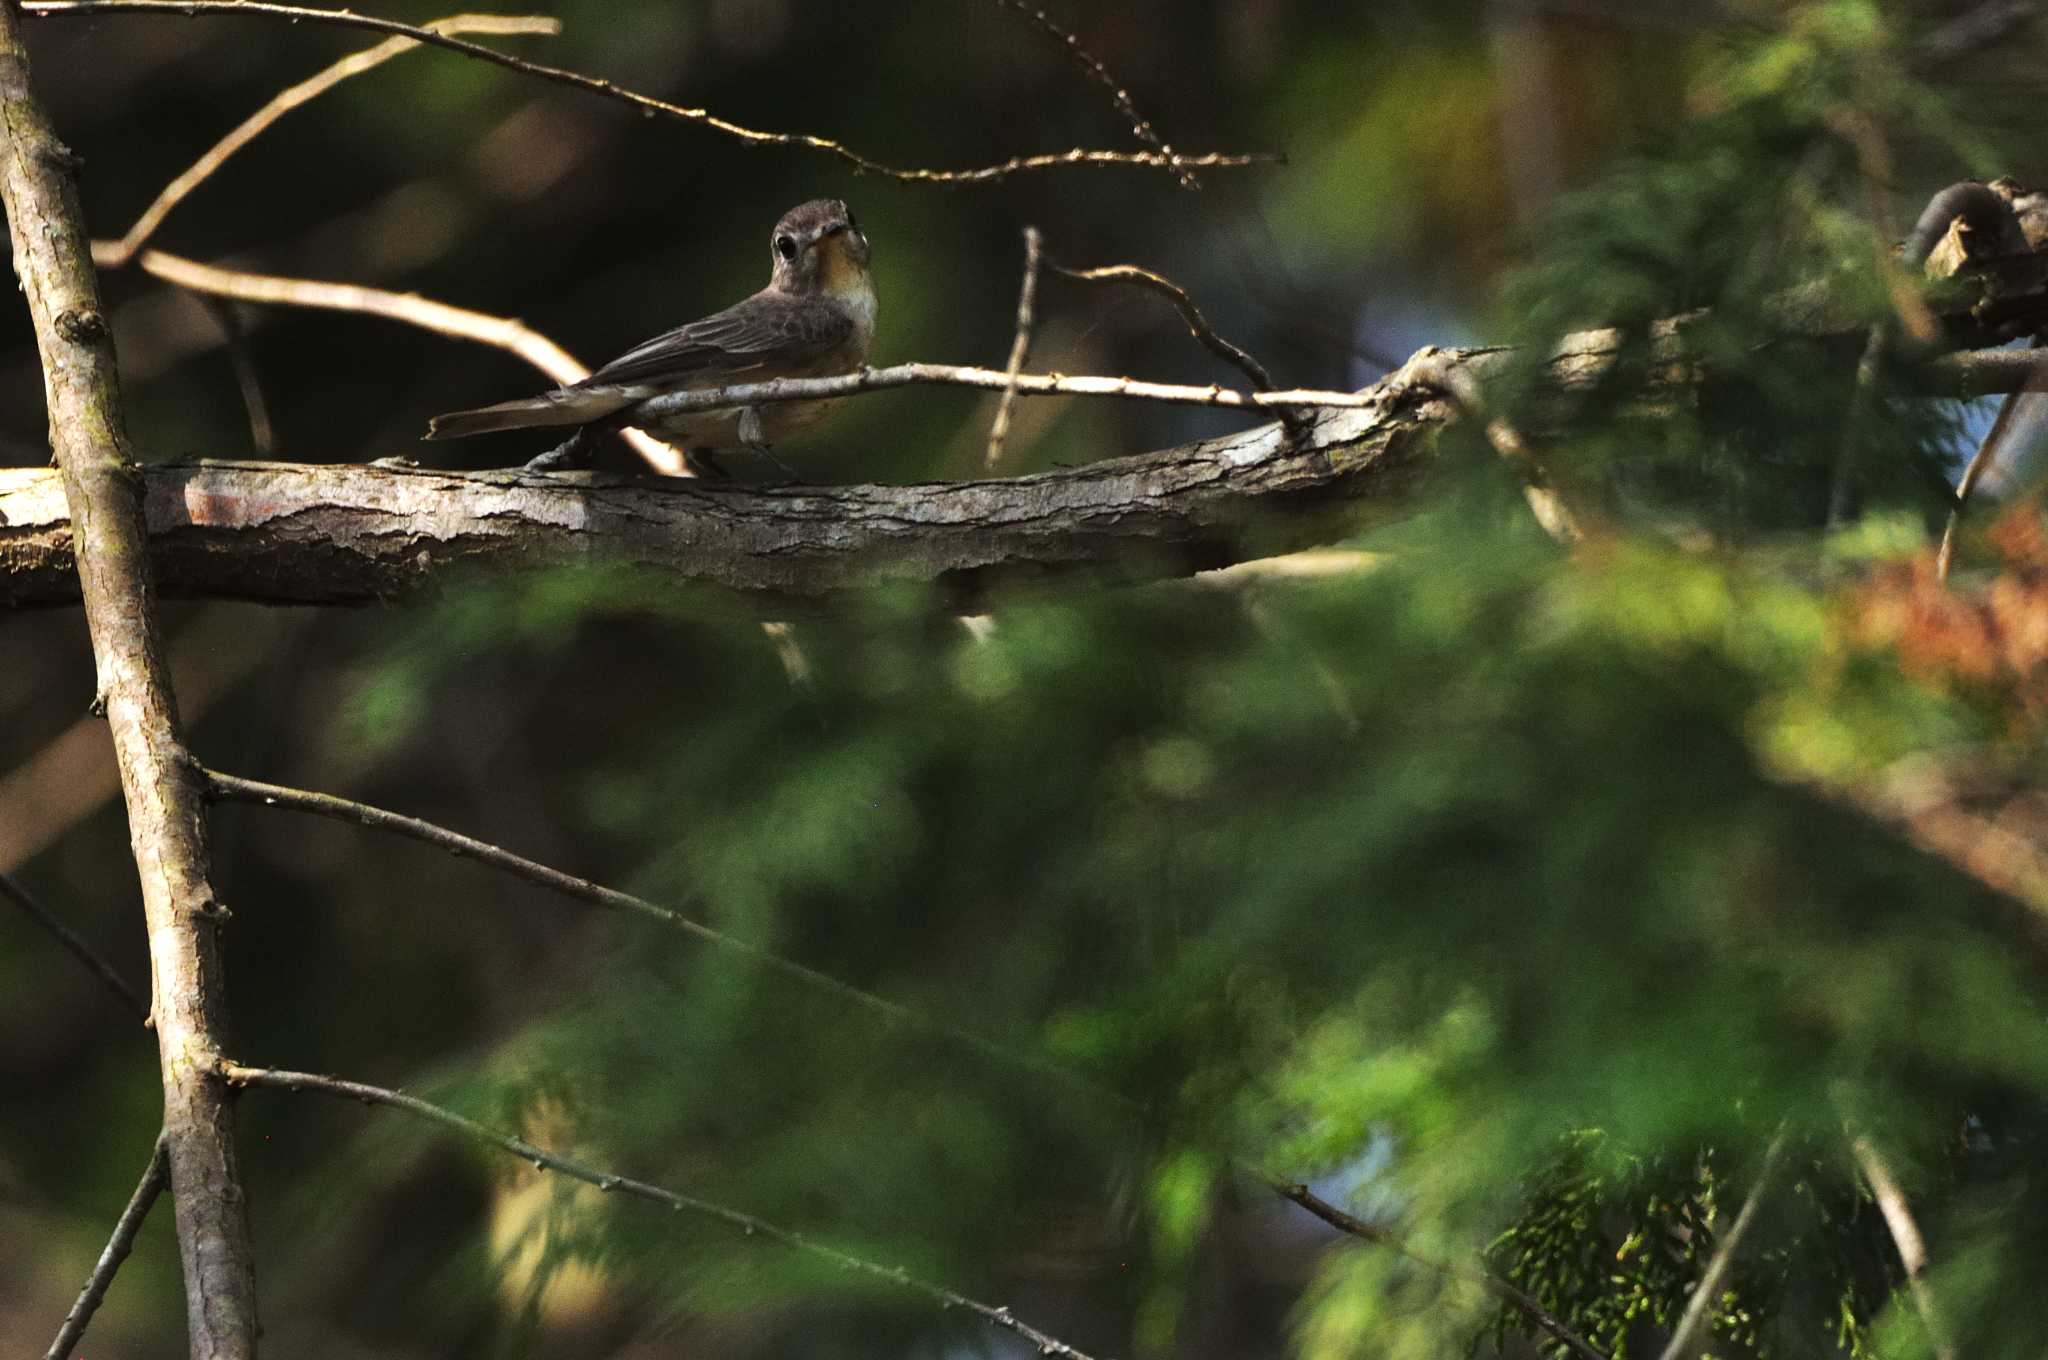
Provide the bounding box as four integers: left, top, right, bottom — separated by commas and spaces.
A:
5, 3, 2045, 1358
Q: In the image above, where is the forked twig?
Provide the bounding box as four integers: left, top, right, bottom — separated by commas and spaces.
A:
220, 1060, 1105, 1360
26, 0, 1277, 185
44, 1131, 169, 1360
1053, 259, 1276, 393
985, 225, 1043, 468
96, 12, 561, 268
992, 0, 1194, 187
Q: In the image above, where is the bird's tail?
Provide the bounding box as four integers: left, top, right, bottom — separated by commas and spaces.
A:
423, 387, 634, 441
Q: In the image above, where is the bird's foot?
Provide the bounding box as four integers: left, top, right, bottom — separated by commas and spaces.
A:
524, 428, 597, 473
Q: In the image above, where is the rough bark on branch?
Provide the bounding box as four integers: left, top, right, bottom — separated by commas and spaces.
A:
0, 384, 1448, 611
0, 5, 257, 1355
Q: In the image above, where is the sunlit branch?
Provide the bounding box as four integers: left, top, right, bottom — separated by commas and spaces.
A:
1655, 1129, 1788, 1360
0, 873, 149, 1021
105, 246, 684, 473
44, 1131, 170, 1360
25, 0, 1278, 186
219, 1060, 1107, 1360
96, 12, 561, 268
631, 361, 1378, 423
1264, 1175, 1612, 1360
985, 225, 1043, 469
991, 0, 1194, 187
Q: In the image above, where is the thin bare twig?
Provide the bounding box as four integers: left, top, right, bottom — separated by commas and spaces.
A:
45, 1130, 170, 1360
107, 246, 685, 473
1847, 1134, 1957, 1360
196, 296, 276, 454
991, 0, 1193, 187
199, 770, 1572, 1359
985, 225, 1043, 469
219, 1060, 1106, 1360
25, 0, 1276, 186
96, 12, 561, 268
1265, 1176, 1611, 1360
1656, 1130, 1789, 1360
1052, 260, 1276, 393
631, 360, 1379, 424
1940, 337, 2043, 580
200, 769, 1083, 1092
0, 873, 148, 1021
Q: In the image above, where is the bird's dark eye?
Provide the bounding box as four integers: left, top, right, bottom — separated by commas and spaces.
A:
775, 234, 798, 262
845, 210, 859, 233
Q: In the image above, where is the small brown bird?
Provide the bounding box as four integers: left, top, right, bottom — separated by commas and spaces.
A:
424, 199, 876, 474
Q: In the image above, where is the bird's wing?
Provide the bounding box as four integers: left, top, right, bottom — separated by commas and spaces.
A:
576, 291, 855, 391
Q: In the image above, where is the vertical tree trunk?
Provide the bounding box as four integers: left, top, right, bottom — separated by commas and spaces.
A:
0, 4, 257, 1355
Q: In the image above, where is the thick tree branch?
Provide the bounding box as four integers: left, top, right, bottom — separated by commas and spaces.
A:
24, 0, 1275, 186
0, 382, 1442, 610
0, 5, 258, 1354
220, 1060, 1107, 1360
46, 1130, 170, 1360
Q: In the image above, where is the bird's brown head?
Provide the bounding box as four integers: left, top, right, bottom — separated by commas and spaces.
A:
767, 199, 872, 300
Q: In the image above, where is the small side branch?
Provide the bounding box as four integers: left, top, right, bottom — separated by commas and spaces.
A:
0, 873, 149, 1021
220, 1060, 1107, 1360
1052, 260, 1276, 393
1848, 1134, 1957, 1360
985, 225, 1043, 469
45, 1130, 170, 1360
1655, 1130, 1789, 1360
202, 769, 1086, 1093
25, 0, 1276, 185
1265, 1176, 1611, 1360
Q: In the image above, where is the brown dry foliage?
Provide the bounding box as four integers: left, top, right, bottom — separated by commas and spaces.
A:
1849, 500, 2048, 725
